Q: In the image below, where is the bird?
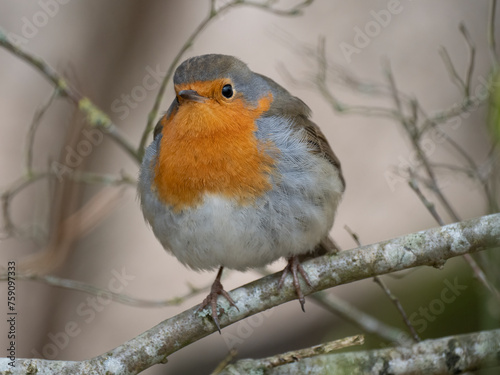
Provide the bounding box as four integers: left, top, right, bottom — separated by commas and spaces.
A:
138, 54, 345, 332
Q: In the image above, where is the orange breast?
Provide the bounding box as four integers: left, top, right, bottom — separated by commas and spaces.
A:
153, 92, 276, 211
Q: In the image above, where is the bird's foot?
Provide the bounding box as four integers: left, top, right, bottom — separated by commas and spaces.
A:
197, 267, 238, 333
278, 255, 312, 312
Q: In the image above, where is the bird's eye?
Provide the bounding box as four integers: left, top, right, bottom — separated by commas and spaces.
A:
221, 84, 233, 98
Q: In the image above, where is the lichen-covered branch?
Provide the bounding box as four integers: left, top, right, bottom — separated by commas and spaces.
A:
230, 334, 364, 370
220, 329, 500, 374
1, 214, 499, 374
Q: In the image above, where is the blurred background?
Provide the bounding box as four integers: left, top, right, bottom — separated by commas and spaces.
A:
0, 1, 499, 373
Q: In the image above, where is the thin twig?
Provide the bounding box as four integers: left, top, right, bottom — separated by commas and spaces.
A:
488, 0, 499, 67
425, 95, 486, 129
460, 23, 476, 97
463, 253, 500, 302
408, 173, 500, 303
1, 173, 49, 238
408, 172, 445, 226
344, 225, 420, 343
311, 38, 397, 118
312, 292, 412, 345
373, 276, 421, 342
0, 273, 211, 308
62, 170, 136, 186
433, 130, 498, 210
438, 23, 475, 98
238, 0, 313, 16
385, 62, 461, 222
439, 46, 467, 96
429, 162, 476, 176
0, 169, 134, 242
384, 60, 404, 116
25, 89, 59, 176
210, 349, 238, 375
0, 30, 140, 163
260, 335, 364, 368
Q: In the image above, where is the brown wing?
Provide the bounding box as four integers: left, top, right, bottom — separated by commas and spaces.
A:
300, 115, 344, 189
260, 74, 345, 190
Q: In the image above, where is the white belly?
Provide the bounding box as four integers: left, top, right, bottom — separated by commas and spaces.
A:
138, 120, 344, 271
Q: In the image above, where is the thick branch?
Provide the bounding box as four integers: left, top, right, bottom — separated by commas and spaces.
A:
2, 214, 499, 374
220, 329, 500, 374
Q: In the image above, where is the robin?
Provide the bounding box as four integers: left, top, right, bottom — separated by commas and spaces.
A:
138, 54, 345, 332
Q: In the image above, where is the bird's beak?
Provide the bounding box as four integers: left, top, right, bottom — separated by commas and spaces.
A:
177, 89, 206, 103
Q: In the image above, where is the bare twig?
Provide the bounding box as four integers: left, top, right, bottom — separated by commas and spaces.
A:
385, 62, 461, 222
0, 169, 133, 243
408, 172, 445, 226
0, 30, 140, 163
312, 292, 412, 345
438, 23, 475, 98
439, 46, 467, 96
1, 173, 49, 238
257, 335, 364, 368
488, 0, 499, 66
345, 225, 420, 343
0, 273, 210, 308
460, 23, 476, 97
311, 38, 397, 118
25, 89, 58, 176
210, 349, 238, 375
408, 173, 500, 302
372, 277, 420, 342
62, 171, 136, 186
418, 99, 497, 212
463, 253, 500, 301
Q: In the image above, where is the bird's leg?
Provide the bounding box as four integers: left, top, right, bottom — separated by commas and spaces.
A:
197, 266, 238, 333
278, 255, 312, 312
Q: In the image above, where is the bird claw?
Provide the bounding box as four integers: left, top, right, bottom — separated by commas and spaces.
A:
197, 273, 238, 333
278, 256, 312, 312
